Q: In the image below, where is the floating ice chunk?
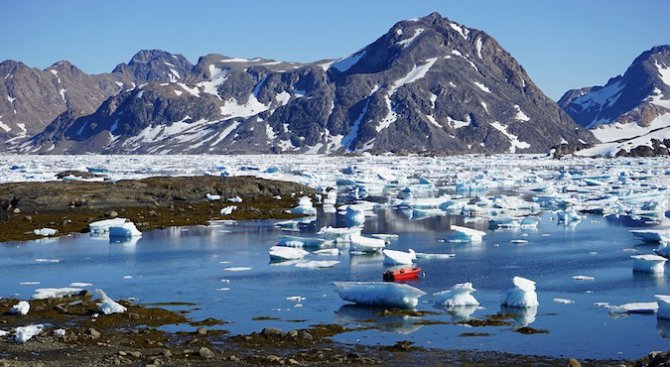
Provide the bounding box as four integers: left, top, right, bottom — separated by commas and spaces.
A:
223, 267, 252, 272
656, 295, 670, 320
220, 206, 237, 215
334, 281, 426, 308
510, 239, 528, 244
556, 208, 581, 222
295, 260, 339, 269
10, 301, 30, 315
572, 275, 595, 281
96, 289, 127, 315
631, 254, 667, 273
371, 233, 399, 241
32, 287, 83, 299
108, 222, 142, 238
34, 259, 59, 263
89, 218, 127, 234
608, 302, 658, 314
323, 189, 337, 206
520, 216, 540, 228
205, 193, 221, 201
502, 276, 539, 308
414, 252, 455, 260
449, 225, 486, 243
15, 324, 43, 343
382, 249, 416, 265
33, 228, 57, 236
277, 235, 333, 248
286, 296, 305, 302
553, 298, 574, 305
19, 282, 40, 286
269, 246, 309, 261
655, 245, 670, 259
631, 229, 670, 243
313, 248, 339, 256
228, 196, 243, 203
317, 226, 362, 242
69, 282, 93, 287
349, 234, 386, 252
433, 282, 479, 308
53, 328, 66, 337
291, 196, 317, 215
344, 207, 366, 226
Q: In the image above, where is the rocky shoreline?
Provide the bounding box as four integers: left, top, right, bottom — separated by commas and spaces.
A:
0, 293, 643, 367
0, 175, 314, 243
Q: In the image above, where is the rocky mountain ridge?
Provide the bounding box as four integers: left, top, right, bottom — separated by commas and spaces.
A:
4, 12, 595, 155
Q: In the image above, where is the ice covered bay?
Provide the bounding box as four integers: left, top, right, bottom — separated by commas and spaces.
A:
1, 154, 670, 359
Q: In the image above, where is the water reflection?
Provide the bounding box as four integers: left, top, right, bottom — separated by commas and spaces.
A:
657, 319, 670, 339
499, 305, 537, 328
334, 305, 423, 335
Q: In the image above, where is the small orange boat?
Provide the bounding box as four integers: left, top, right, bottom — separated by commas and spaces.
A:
383, 267, 422, 282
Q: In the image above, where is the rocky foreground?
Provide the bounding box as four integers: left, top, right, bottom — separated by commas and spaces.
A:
0, 293, 648, 367
0, 174, 314, 242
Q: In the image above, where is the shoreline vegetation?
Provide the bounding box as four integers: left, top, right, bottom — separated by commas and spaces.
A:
0, 174, 658, 366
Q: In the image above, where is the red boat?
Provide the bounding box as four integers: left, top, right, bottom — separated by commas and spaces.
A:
383, 267, 422, 281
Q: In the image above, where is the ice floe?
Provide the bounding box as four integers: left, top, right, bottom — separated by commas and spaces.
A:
502, 276, 539, 308
333, 281, 426, 308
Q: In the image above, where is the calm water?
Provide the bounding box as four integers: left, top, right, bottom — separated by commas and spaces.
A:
1, 209, 668, 359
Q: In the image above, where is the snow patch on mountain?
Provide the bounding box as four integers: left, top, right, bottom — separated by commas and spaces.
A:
514, 105, 530, 121
397, 28, 424, 48
490, 121, 530, 153
331, 50, 366, 72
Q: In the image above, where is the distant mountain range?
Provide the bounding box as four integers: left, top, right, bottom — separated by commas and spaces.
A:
7, 13, 668, 156
558, 45, 670, 157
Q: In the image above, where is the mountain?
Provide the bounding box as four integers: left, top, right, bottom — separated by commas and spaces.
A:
558, 45, 670, 157
0, 60, 132, 144
10, 12, 594, 155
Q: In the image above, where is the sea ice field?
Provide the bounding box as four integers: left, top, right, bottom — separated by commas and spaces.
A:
2, 154, 670, 359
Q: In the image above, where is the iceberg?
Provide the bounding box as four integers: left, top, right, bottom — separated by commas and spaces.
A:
349, 234, 386, 253
631, 229, 670, 243
607, 302, 658, 314
108, 222, 142, 238
556, 207, 581, 222
277, 235, 333, 248
414, 252, 455, 260
291, 196, 317, 216
220, 205, 237, 215
317, 226, 362, 243
334, 281, 426, 308
323, 188, 337, 206
205, 193, 221, 201
96, 289, 127, 315
655, 245, 670, 259
32, 287, 83, 300
313, 248, 339, 256
449, 225, 486, 243
382, 249, 416, 265
295, 260, 340, 268
656, 295, 670, 320
15, 324, 43, 343
89, 218, 127, 234
32, 228, 57, 236
344, 206, 366, 226
631, 254, 667, 273
501, 276, 539, 308
10, 301, 30, 315
268, 246, 309, 261
433, 282, 479, 308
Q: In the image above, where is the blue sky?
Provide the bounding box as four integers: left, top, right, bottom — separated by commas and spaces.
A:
1, 0, 668, 99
